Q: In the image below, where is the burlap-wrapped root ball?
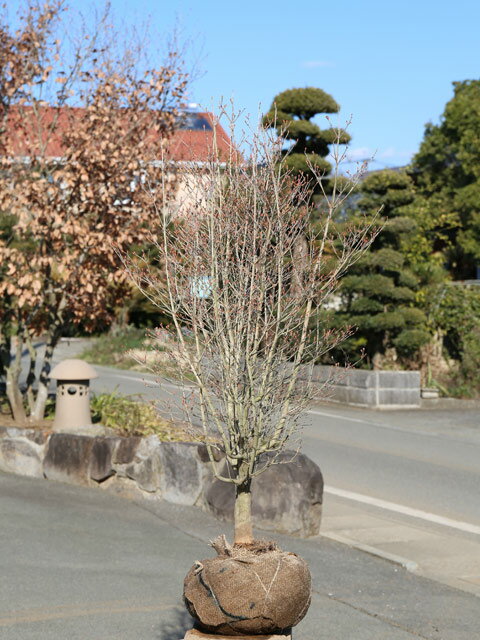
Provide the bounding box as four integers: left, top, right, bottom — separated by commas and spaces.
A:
183, 540, 311, 636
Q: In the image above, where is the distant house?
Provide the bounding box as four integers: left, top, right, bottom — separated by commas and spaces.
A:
170, 110, 232, 163
1, 105, 234, 216
167, 110, 234, 216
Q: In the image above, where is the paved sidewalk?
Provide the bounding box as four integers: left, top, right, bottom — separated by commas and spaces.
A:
2, 471, 478, 640
322, 492, 480, 598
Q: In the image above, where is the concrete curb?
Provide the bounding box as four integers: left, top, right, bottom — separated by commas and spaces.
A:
322, 531, 419, 572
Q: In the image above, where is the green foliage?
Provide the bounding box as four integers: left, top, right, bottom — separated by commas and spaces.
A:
78, 325, 195, 382
397, 269, 419, 289
435, 285, 480, 358
399, 307, 427, 325
319, 80, 480, 386
271, 87, 340, 119
361, 169, 412, 195
284, 119, 321, 138
410, 80, 480, 278
389, 286, 416, 302
283, 152, 331, 175
262, 86, 350, 201
90, 390, 190, 439
359, 170, 415, 214
79, 326, 146, 369
385, 216, 417, 236
316, 127, 351, 145
261, 109, 293, 127
327, 169, 430, 365
0, 211, 16, 240
369, 247, 405, 271
431, 285, 480, 395
370, 311, 406, 331
350, 298, 383, 314
393, 329, 430, 356
460, 326, 480, 385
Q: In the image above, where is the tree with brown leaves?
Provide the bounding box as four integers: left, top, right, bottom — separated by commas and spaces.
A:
0, 1, 188, 423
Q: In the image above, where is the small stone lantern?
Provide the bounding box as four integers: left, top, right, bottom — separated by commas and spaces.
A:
50, 359, 98, 431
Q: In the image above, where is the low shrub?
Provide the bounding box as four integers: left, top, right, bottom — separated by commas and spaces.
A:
91, 390, 191, 440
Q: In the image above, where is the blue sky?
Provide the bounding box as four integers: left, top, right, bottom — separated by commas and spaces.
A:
12, 0, 480, 171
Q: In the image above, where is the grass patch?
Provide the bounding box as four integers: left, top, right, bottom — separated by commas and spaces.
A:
79, 325, 195, 382
80, 326, 146, 369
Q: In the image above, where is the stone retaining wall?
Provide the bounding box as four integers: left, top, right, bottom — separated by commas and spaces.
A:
0, 426, 323, 538
303, 365, 421, 408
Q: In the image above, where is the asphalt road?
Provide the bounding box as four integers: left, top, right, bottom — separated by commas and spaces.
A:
2, 471, 479, 640
2, 337, 479, 636
87, 363, 480, 529
303, 405, 480, 527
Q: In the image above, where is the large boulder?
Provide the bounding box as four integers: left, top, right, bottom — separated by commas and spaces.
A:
204, 451, 323, 537
2, 424, 324, 539
89, 437, 119, 482
0, 434, 45, 478
122, 436, 162, 493
43, 433, 94, 485
158, 442, 206, 506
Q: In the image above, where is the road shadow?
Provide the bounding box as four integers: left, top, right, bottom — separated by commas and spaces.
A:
156, 605, 196, 640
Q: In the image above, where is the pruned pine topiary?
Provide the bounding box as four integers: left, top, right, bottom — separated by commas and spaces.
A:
327, 169, 431, 365
262, 86, 351, 204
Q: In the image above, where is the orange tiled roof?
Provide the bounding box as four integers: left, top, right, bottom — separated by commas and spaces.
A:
168, 111, 234, 162
1, 106, 233, 163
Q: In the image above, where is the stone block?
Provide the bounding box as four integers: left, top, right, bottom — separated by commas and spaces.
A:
378, 370, 420, 390
124, 435, 162, 493
0, 437, 44, 477
159, 442, 205, 506
43, 433, 94, 485
345, 368, 377, 389
313, 366, 375, 390
89, 437, 119, 482
345, 387, 378, 406
304, 364, 421, 407
98, 474, 148, 500
308, 364, 332, 384
377, 388, 420, 407
196, 443, 223, 463
113, 436, 142, 464
0, 426, 50, 444
205, 450, 323, 536
326, 385, 350, 403
25, 429, 50, 445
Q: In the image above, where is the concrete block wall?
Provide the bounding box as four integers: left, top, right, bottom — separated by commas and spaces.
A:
303, 365, 421, 408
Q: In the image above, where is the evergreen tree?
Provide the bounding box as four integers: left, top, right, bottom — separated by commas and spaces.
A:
410, 80, 480, 280
330, 170, 430, 366
262, 87, 350, 198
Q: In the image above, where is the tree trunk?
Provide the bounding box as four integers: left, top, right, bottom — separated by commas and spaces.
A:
24, 330, 37, 414
6, 335, 27, 425
234, 477, 254, 544
31, 328, 60, 422
0, 330, 10, 382
291, 233, 309, 298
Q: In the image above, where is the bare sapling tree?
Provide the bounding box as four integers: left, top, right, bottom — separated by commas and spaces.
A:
0, 1, 188, 423
126, 109, 375, 545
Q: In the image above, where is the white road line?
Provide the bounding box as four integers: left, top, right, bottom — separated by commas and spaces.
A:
306, 408, 440, 438
325, 485, 480, 536
307, 408, 377, 426
100, 371, 192, 392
